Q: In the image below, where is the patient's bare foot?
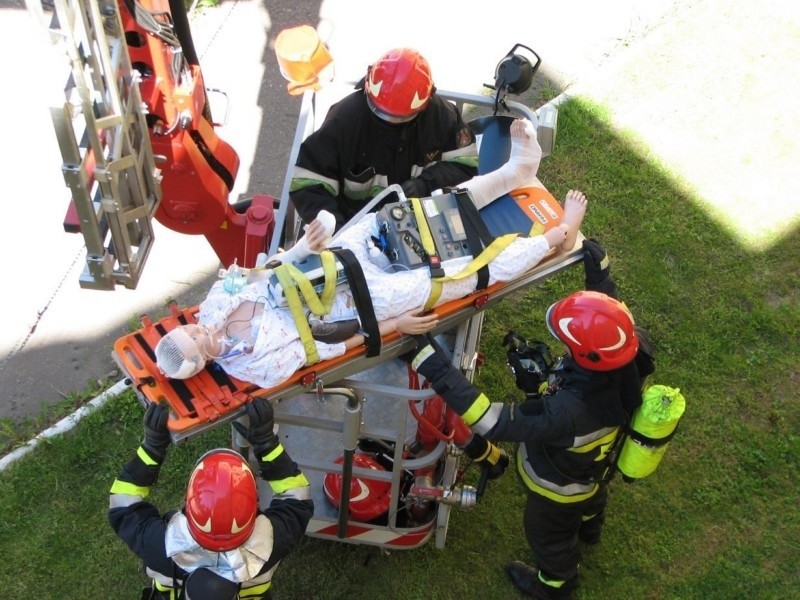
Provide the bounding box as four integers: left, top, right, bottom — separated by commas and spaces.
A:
561, 190, 588, 251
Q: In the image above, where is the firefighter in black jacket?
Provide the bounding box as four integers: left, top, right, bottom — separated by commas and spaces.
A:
404, 239, 655, 599
290, 47, 478, 230
109, 398, 313, 599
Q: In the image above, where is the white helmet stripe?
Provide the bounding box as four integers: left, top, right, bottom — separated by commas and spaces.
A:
600, 326, 627, 351
557, 317, 582, 346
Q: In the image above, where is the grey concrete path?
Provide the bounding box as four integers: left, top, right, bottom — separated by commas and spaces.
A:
0, 0, 795, 427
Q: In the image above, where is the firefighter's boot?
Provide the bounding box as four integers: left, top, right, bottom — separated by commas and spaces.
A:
505, 561, 576, 599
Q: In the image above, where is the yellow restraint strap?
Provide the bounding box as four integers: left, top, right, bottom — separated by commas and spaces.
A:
271, 250, 340, 366
410, 197, 437, 259
282, 251, 337, 316
410, 197, 521, 310
273, 265, 319, 365
423, 233, 519, 310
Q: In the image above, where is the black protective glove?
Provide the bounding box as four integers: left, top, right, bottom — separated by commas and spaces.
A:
462, 434, 509, 480
141, 402, 171, 463
232, 398, 280, 458
582, 238, 618, 298
401, 177, 429, 198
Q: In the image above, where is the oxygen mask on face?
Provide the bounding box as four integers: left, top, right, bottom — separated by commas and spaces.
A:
219, 259, 250, 295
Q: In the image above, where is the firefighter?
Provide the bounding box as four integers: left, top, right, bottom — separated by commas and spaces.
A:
290, 47, 478, 230
109, 398, 313, 599
402, 239, 655, 599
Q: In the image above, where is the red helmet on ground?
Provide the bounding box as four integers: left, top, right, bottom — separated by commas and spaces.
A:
323, 454, 391, 522
545, 291, 639, 371
185, 449, 259, 552
365, 48, 434, 123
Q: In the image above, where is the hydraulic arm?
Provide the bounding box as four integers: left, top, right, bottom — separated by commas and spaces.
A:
37, 0, 275, 290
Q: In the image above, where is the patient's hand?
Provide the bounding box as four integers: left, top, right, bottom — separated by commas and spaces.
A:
305, 220, 328, 253
394, 309, 439, 335
305, 210, 337, 253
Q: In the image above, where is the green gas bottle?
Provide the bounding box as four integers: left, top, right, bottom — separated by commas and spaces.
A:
617, 385, 686, 481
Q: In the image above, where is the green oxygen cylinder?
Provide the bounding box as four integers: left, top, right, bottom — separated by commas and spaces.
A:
617, 385, 686, 481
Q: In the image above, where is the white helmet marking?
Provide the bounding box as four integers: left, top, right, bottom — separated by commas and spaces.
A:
231, 516, 251, 534
367, 71, 383, 97
350, 479, 371, 503
191, 515, 212, 533
600, 326, 627, 351
557, 317, 581, 346
410, 90, 429, 110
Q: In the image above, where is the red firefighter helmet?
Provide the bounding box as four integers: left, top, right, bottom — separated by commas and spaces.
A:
323, 454, 391, 522
545, 291, 639, 371
184, 449, 259, 552
365, 48, 434, 123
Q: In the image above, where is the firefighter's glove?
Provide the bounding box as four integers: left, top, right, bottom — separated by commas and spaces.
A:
232, 398, 280, 458
141, 402, 171, 463
582, 238, 618, 297
582, 238, 610, 284
401, 177, 428, 198
462, 435, 509, 480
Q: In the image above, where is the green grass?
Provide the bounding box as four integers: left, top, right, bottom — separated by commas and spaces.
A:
1, 98, 798, 598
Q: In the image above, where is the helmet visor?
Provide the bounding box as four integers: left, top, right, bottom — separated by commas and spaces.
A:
366, 95, 419, 124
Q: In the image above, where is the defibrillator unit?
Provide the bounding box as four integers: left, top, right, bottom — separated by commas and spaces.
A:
376, 187, 564, 272
376, 193, 472, 271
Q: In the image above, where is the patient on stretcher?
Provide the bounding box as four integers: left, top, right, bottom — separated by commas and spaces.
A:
155, 119, 588, 389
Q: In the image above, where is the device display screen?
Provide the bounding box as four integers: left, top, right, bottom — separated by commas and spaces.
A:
445, 208, 466, 240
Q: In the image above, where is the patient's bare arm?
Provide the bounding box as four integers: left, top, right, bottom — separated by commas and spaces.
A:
342, 309, 439, 350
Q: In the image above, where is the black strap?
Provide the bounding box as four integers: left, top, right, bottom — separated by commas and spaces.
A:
452, 189, 495, 290
329, 248, 381, 358
626, 423, 680, 448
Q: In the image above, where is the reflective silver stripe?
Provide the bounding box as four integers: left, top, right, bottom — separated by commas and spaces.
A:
411, 345, 436, 371
343, 173, 389, 199
471, 402, 503, 437
108, 493, 143, 509
518, 444, 597, 497
409, 164, 425, 177
242, 563, 279, 587
292, 166, 340, 195
573, 426, 618, 448
275, 484, 312, 501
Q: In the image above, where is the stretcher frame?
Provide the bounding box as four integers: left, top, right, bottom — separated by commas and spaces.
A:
112, 88, 584, 549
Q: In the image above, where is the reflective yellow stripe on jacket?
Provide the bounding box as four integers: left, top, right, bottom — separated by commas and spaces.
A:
516, 426, 619, 503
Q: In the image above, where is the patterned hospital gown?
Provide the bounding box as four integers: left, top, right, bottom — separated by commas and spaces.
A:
198, 213, 551, 389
